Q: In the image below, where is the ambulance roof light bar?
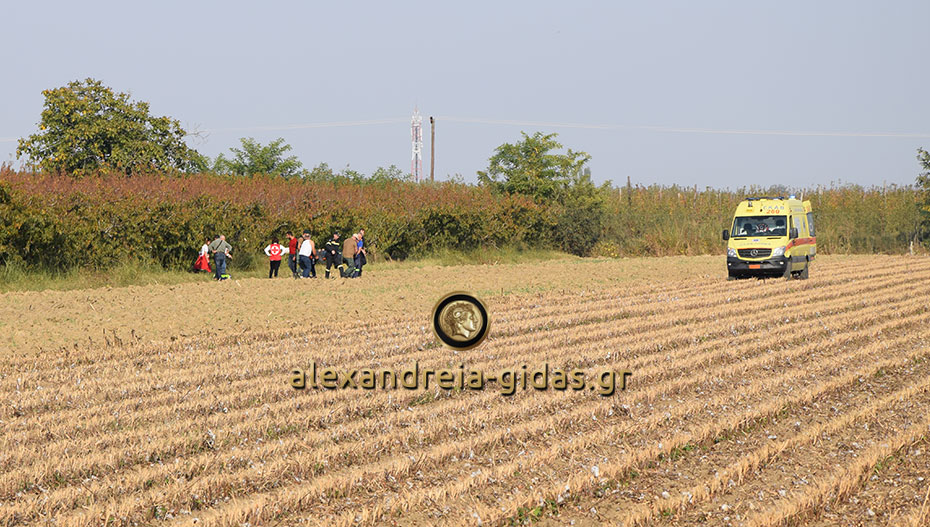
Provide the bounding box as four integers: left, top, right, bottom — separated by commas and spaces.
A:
744, 196, 787, 202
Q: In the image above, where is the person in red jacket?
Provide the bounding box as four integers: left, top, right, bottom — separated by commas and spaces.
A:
286, 232, 300, 279
264, 237, 288, 278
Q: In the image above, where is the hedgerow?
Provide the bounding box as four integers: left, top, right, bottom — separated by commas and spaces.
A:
0, 169, 549, 270
0, 167, 921, 273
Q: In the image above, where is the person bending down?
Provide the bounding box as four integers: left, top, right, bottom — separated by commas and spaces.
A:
341, 232, 358, 278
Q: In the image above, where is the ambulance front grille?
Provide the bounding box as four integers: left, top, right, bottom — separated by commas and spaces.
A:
738, 248, 771, 258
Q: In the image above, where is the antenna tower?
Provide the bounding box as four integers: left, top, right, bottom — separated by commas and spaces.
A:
411, 108, 423, 182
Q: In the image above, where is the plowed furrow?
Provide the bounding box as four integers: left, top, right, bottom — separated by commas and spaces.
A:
3, 272, 922, 514
147, 307, 930, 525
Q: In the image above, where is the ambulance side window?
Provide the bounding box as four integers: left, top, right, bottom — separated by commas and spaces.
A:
807, 212, 816, 236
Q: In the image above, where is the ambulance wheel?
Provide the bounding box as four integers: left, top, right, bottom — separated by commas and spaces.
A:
783, 262, 794, 280
727, 273, 737, 281
799, 259, 809, 280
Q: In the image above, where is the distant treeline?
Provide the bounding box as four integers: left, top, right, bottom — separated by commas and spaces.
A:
599, 183, 921, 257
0, 168, 922, 274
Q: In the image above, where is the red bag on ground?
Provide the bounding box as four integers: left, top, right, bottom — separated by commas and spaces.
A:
194, 253, 211, 272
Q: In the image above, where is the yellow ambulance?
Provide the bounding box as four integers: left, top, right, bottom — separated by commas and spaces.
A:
722, 196, 816, 280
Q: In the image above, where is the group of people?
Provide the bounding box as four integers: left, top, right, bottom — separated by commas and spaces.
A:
194, 234, 234, 280
194, 229, 367, 281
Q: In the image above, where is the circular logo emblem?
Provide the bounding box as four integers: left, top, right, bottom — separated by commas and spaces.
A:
431, 292, 490, 350
750, 249, 759, 257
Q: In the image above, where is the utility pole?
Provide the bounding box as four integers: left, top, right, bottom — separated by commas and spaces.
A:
429, 116, 435, 182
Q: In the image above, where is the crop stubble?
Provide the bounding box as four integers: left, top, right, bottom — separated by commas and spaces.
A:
0, 255, 928, 526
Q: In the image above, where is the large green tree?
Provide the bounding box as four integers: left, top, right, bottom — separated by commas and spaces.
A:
16, 78, 206, 176
477, 131, 592, 202
213, 137, 303, 178
478, 132, 607, 255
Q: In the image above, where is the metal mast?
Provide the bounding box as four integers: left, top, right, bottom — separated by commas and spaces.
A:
411, 108, 423, 182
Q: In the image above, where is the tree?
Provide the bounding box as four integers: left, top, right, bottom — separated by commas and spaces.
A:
917, 148, 930, 242
370, 165, 411, 183
16, 78, 206, 176
477, 131, 591, 202
553, 166, 608, 256
338, 165, 365, 183
478, 132, 607, 256
213, 137, 303, 178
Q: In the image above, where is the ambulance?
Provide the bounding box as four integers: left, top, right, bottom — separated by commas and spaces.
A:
722, 196, 816, 280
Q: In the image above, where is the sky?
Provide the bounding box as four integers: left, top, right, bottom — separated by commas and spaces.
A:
2, 1, 929, 189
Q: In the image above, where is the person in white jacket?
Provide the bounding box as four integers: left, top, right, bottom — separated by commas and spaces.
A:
298, 231, 317, 278
194, 237, 212, 273
263, 237, 289, 278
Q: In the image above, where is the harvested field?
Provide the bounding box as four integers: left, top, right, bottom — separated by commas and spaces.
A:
2, 254, 929, 526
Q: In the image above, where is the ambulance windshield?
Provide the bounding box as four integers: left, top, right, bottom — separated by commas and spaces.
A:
732, 216, 788, 237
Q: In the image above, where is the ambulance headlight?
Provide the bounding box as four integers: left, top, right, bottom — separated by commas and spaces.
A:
727, 248, 738, 258
772, 246, 786, 257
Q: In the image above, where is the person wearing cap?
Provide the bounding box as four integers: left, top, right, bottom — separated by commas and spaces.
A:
342, 232, 358, 278
323, 233, 341, 279
286, 232, 300, 279
298, 231, 317, 278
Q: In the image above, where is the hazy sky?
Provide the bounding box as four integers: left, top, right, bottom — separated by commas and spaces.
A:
2, 1, 929, 188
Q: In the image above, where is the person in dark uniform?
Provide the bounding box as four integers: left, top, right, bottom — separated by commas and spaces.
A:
323, 233, 342, 279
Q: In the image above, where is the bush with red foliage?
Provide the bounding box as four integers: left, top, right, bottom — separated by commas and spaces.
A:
0, 168, 550, 271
